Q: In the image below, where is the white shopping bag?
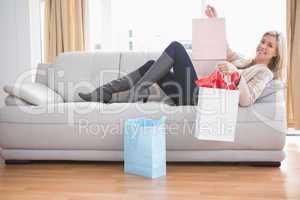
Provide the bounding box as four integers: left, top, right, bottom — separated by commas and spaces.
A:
194, 87, 240, 142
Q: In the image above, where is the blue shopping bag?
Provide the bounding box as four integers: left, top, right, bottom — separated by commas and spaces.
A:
124, 116, 167, 179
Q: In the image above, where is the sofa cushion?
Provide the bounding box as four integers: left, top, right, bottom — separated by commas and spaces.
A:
4, 95, 33, 106
3, 83, 64, 106
0, 102, 286, 151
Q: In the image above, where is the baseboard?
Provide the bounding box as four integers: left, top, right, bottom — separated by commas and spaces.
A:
1, 149, 285, 163
4, 160, 281, 167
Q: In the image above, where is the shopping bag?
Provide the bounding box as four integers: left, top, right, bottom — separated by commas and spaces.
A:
192, 18, 227, 60
195, 68, 240, 90
194, 69, 240, 141
124, 116, 166, 179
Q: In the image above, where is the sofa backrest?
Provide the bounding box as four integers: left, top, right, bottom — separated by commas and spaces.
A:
47, 52, 121, 102
35, 63, 51, 86
36, 51, 220, 103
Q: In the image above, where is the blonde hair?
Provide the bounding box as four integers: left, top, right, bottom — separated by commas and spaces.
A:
263, 31, 287, 80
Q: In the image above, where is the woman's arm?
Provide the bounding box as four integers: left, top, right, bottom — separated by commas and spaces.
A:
238, 70, 273, 107
205, 5, 239, 62
217, 62, 273, 107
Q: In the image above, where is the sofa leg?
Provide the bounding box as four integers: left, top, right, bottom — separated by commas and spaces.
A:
5, 160, 33, 164
246, 162, 281, 167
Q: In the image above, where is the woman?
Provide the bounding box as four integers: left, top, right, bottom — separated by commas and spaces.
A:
79, 5, 286, 107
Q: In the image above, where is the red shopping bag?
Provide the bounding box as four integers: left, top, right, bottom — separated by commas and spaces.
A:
195, 68, 240, 90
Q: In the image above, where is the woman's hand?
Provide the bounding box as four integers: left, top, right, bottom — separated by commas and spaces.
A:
205, 5, 218, 18
217, 62, 238, 75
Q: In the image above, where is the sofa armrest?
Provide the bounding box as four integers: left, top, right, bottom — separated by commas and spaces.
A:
3, 82, 64, 106
4, 95, 33, 106
258, 80, 286, 99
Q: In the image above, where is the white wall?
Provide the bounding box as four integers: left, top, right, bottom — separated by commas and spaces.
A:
86, 0, 112, 50
0, 0, 41, 108
29, 0, 42, 69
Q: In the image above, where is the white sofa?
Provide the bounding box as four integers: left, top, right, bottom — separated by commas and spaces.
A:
0, 51, 287, 166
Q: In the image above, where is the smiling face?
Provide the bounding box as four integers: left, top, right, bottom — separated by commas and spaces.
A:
255, 34, 278, 64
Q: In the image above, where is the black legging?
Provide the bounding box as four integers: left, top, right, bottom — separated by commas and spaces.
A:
137, 41, 199, 106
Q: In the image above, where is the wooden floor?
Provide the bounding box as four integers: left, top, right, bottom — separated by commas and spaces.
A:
1, 137, 300, 200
